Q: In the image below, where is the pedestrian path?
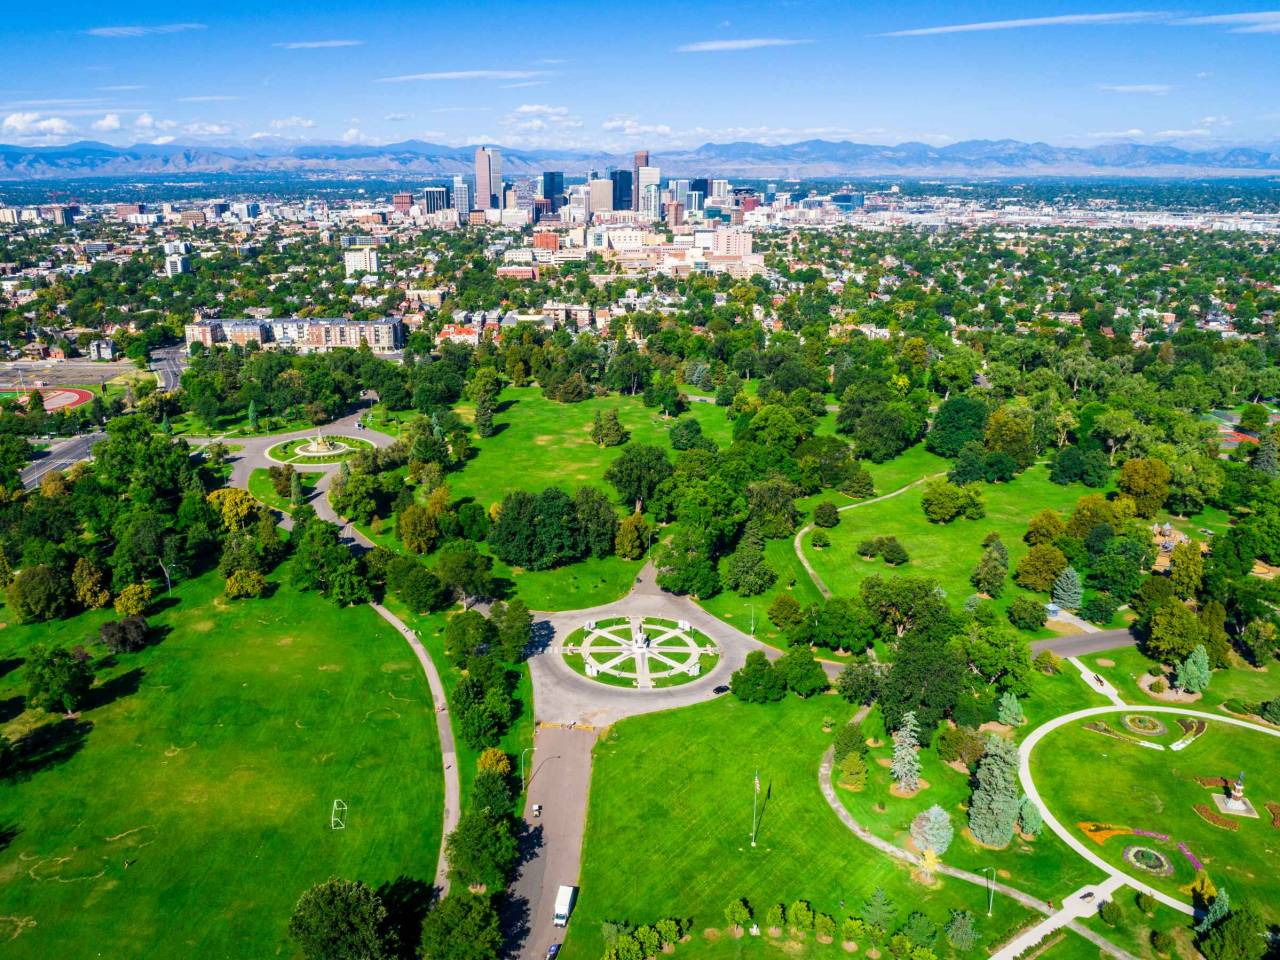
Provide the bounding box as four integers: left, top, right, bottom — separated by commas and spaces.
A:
1067, 656, 1125, 706
989, 875, 1126, 960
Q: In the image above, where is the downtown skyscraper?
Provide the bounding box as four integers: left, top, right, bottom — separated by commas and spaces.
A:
474, 146, 503, 210
632, 150, 649, 211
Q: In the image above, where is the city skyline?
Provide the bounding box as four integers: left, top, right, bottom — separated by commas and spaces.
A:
3, 0, 1279, 152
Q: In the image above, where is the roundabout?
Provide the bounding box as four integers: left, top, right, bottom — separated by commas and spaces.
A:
266, 432, 372, 464
562, 616, 720, 689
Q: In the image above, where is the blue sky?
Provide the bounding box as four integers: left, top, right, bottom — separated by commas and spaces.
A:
2, 1, 1278, 150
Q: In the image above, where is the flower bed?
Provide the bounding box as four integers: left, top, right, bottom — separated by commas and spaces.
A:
1193, 804, 1240, 832
1178, 841, 1204, 871
1195, 776, 1230, 789
1083, 720, 1166, 750
1265, 801, 1280, 829
1123, 714, 1168, 737
1079, 821, 1133, 846
1123, 844, 1175, 877
1171, 718, 1208, 751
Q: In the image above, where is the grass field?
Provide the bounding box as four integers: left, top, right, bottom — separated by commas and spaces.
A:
1031, 714, 1280, 923
1078, 649, 1280, 715
564, 695, 1035, 960
802, 465, 1097, 621
449, 387, 738, 507
248, 466, 320, 513
0, 568, 442, 957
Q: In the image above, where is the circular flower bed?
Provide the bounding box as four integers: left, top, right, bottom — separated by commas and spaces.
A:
1122, 844, 1174, 877
1123, 714, 1168, 737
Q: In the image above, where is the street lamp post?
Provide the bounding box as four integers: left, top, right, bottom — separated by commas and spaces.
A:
520, 747, 535, 791
981, 867, 995, 917
749, 604, 755, 636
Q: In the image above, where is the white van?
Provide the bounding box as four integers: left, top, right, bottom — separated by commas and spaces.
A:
553, 885, 577, 927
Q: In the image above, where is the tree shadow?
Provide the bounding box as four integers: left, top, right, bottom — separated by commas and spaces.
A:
488, 421, 511, 437
0, 695, 24, 724
494, 399, 517, 414
529, 620, 555, 655
0, 824, 18, 853
376, 875, 433, 959
82, 667, 144, 712
10, 718, 92, 781
150, 595, 181, 614
515, 820, 544, 868
0, 657, 23, 681
498, 891, 532, 959
488, 576, 516, 602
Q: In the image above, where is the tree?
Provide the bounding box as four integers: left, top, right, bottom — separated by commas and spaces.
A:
723, 531, 777, 596
420, 892, 503, 960
910, 805, 953, 856
813, 501, 840, 528
1253, 430, 1277, 476
289, 877, 392, 960
445, 807, 518, 891
1240, 619, 1277, 667
435, 541, 493, 608
491, 597, 533, 661
1146, 599, 1203, 662
26, 645, 94, 714
396, 565, 448, 614
226, 569, 268, 599
1025, 508, 1066, 546
1052, 566, 1082, 609
114, 582, 153, 617
72, 558, 112, 609
920, 480, 984, 524
1008, 596, 1048, 631
944, 911, 978, 951
968, 735, 1020, 847
614, 512, 650, 560
1176, 644, 1211, 693
927, 396, 989, 458
473, 394, 495, 438
98, 616, 148, 653
291, 468, 304, 506
604, 443, 671, 512
880, 537, 910, 566
984, 404, 1037, 468
573, 486, 618, 559
1018, 795, 1043, 836
971, 542, 1008, 597
1195, 888, 1230, 935
730, 651, 785, 703
7, 564, 68, 623
890, 711, 921, 792
725, 898, 753, 934
1119, 458, 1172, 518
767, 593, 803, 631
777, 647, 829, 698
1199, 899, 1266, 960
861, 887, 897, 928
1170, 541, 1204, 600
997, 691, 1025, 726
1014, 543, 1068, 593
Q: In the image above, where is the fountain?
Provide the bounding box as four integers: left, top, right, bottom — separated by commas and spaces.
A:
1212, 770, 1259, 818
301, 431, 336, 455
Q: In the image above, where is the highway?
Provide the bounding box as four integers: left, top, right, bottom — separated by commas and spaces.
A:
22, 432, 105, 489
150, 345, 188, 391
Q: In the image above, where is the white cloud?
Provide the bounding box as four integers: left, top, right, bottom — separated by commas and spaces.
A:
184, 121, 232, 136
274, 39, 363, 49
151, 135, 175, 144
1174, 11, 1280, 33
499, 104, 582, 135
677, 37, 811, 52
1086, 128, 1146, 138
2, 112, 74, 136
134, 112, 178, 131
503, 80, 549, 89
1199, 115, 1232, 126
378, 69, 547, 82
92, 113, 122, 131
342, 127, 375, 144
603, 117, 674, 137
99, 84, 146, 92
87, 23, 206, 38
1098, 83, 1173, 94
271, 115, 315, 129
514, 104, 569, 116
881, 11, 1168, 37
177, 95, 239, 102
1154, 127, 1212, 138
536, 58, 567, 64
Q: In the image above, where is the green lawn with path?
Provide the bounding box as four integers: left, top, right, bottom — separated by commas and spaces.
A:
0, 567, 442, 957
1078, 648, 1280, 717
248, 466, 319, 513
802, 465, 1097, 622
1030, 713, 1280, 923
564, 695, 1035, 960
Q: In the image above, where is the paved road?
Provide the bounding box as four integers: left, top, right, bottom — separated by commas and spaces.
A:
1018, 704, 1280, 920
150, 345, 188, 391
21, 431, 105, 489
990, 875, 1129, 960
511, 728, 596, 960
1031, 629, 1135, 658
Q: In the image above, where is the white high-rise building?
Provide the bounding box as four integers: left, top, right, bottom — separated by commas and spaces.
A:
710, 179, 730, 201
640, 183, 661, 220
164, 254, 190, 277
636, 165, 661, 205
451, 176, 471, 214
588, 179, 614, 214
344, 248, 381, 277
567, 184, 592, 223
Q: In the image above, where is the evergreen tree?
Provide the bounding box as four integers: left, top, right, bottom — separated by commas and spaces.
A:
968, 735, 1020, 847
890, 711, 921, 792
247, 399, 258, 431
861, 887, 897, 928
1176, 644, 1212, 693
474, 395, 495, 438
1199, 899, 1265, 960
1253, 430, 1277, 476
290, 469, 303, 506
970, 543, 1009, 597
910, 804, 954, 856
1018, 795, 1043, 836
590, 410, 605, 446
997, 691, 1025, 726
1052, 566, 1082, 609
1195, 888, 1229, 935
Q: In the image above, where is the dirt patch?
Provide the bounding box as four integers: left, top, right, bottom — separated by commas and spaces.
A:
842, 941, 858, 953
702, 928, 721, 942
189, 619, 215, 633
318, 664, 341, 672
890, 778, 930, 798
946, 759, 971, 775
979, 721, 1013, 736
960, 826, 1012, 851
276, 637, 293, 646
1096, 658, 1115, 667
1138, 673, 1201, 702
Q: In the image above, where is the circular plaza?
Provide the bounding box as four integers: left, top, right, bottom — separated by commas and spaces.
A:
562, 616, 720, 690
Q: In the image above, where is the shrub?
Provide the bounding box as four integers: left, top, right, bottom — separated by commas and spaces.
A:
838, 752, 868, 790
1033, 650, 1061, 674
226, 569, 268, 599
1136, 892, 1155, 914
767, 593, 803, 630
1262, 698, 1280, 724
811, 530, 831, 549
1099, 900, 1122, 926
813, 502, 840, 528
1008, 595, 1048, 630
1151, 930, 1175, 955
832, 720, 867, 762
114, 582, 154, 617
857, 538, 880, 558
1079, 593, 1118, 625
1151, 678, 1168, 694
881, 538, 909, 566
937, 725, 985, 767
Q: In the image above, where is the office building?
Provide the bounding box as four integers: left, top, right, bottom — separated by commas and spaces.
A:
710, 179, 730, 201
474, 146, 503, 209
393, 192, 414, 215
609, 170, 633, 211
636, 165, 660, 210
115, 203, 145, 218
422, 186, 448, 213
588, 178, 614, 215
686, 191, 704, 214
690, 178, 710, 201
451, 176, 472, 215
231, 201, 260, 220
165, 254, 191, 277
344, 248, 381, 277
541, 171, 564, 208
640, 183, 662, 220
632, 150, 650, 210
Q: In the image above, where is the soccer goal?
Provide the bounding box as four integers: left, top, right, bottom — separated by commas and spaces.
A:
331, 799, 347, 830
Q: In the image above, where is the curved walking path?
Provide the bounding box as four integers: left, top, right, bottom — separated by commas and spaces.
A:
223, 403, 460, 894
1019, 704, 1280, 919
817, 745, 1139, 960
793, 473, 944, 599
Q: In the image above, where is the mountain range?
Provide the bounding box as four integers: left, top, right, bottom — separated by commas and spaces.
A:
3, 138, 1280, 180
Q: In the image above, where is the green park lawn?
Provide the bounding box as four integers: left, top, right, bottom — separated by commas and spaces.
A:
0, 568, 443, 957
802, 465, 1095, 622
248, 466, 319, 513
861, 445, 951, 496
564, 695, 1036, 960
1030, 713, 1280, 923
449, 386, 737, 506
1079, 648, 1280, 717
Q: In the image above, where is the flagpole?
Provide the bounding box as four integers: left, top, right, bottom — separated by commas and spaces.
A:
751, 768, 758, 847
